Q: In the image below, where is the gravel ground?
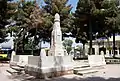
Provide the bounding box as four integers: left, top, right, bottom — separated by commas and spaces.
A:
0, 64, 120, 81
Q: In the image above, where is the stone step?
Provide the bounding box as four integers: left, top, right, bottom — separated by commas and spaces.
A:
77, 70, 98, 75
92, 66, 105, 70
74, 67, 92, 74
11, 66, 24, 71
74, 67, 92, 71
6, 68, 19, 74
24, 75, 35, 80
17, 63, 25, 68
74, 65, 90, 68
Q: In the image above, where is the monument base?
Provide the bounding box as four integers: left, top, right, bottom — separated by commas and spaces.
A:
25, 56, 73, 79
10, 55, 33, 67
25, 65, 73, 79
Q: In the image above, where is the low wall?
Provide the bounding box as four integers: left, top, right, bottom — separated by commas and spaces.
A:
10, 55, 33, 66
25, 56, 74, 78
106, 59, 120, 64
88, 55, 106, 67
13, 55, 19, 62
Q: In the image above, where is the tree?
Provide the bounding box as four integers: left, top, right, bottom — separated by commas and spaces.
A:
73, 0, 94, 55
9, 0, 44, 53
73, 0, 120, 57
11, 1, 35, 52
42, 0, 72, 42
103, 0, 120, 57
0, 0, 13, 42
73, 0, 117, 55
63, 39, 73, 54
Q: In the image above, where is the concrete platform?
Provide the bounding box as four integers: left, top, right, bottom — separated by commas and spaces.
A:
1, 64, 120, 81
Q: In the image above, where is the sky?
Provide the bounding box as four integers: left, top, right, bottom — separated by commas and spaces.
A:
68, 0, 78, 12
14, 0, 78, 12
41, 0, 79, 12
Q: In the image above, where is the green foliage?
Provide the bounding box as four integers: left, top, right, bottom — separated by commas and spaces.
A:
43, 0, 72, 39
0, 0, 14, 42
103, 0, 120, 58
75, 45, 83, 54
0, 0, 9, 41
73, 0, 120, 56
8, 0, 45, 52
11, 1, 35, 51
73, 0, 95, 44
24, 39, 36, 50
73, 0, 120, 43
63, 39, 73, 54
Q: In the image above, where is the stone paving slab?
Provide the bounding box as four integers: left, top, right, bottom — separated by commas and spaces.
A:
1, 64, 120, 81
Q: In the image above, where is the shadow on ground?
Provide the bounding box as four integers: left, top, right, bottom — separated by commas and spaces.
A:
23, 77, 120, 81
10, 74, 120, 81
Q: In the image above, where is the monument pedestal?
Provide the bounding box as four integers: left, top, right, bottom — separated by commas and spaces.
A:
25, 56, 73, 78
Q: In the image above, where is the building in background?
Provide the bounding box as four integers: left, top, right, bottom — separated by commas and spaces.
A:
85, 35, 120, 57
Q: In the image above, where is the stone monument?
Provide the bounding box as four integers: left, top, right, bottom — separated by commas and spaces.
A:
24, 13, 73, 79
48, 13, 64, 56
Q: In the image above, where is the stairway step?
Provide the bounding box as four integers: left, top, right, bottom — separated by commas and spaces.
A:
92, 66, 105, 70
17, 63, 25, 68
74, 67, 92, 71
25, 76, 35, 80
6, 68, 18, 74
11, 66, 24, 71
74, 65, 90, 68
74, 66, 92, 74
77, 70, 98, 75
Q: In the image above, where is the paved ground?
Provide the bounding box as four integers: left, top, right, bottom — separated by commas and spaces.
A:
0, 64, 120, 81
0, 63, 12, 81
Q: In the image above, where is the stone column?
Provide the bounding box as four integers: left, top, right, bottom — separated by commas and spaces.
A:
48, 13, 64, 56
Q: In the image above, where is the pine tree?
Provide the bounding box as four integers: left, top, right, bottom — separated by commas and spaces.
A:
42, 0, 72, 40
103, 0, 120, 57
74, 0, 120, 56
73, 0, 101, 55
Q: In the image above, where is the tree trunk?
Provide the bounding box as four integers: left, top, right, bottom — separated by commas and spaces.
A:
14, 40, 17, 53
38, 39, 42, 67
113, 32, 115, 58
83, 43, 85, 57
31, 40, 34, 55
39, 39, 42, 56
22, 35, 25, 53
89, 18, 92, 55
